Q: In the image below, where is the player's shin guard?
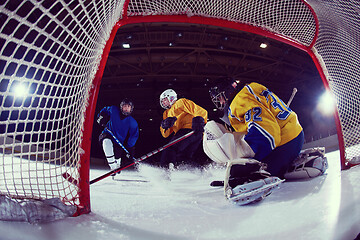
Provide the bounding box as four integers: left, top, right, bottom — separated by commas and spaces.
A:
102, 138, 121, 175
284, 147, 328, 180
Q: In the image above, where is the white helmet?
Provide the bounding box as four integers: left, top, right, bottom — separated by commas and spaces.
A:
160, 89, 177, 109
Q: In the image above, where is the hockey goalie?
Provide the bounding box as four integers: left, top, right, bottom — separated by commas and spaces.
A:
203, 120, 328, 205
204, 78, 328, 205
203, 120, 284, 205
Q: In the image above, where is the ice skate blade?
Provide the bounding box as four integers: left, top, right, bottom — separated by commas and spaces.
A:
227, 177, 284, 206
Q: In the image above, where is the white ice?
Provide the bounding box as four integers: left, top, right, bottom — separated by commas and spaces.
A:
1, 150, 359, 240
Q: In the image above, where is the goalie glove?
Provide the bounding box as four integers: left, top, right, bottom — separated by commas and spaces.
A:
161, 117, 177, 131
203, 120, 255, 163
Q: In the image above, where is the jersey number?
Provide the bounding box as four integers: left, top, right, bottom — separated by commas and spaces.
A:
262, 90, 291, 120
245, 91, 291, 122
245, 107, 262, 122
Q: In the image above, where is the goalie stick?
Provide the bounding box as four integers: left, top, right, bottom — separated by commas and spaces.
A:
287, 87, 297, 107
89, 130, 195, 185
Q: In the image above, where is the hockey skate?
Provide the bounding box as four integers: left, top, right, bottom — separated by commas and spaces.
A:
226, 177, 284, 205
284, 147, 328, 180
224, 159, 284, 206
111, 158, 122, 179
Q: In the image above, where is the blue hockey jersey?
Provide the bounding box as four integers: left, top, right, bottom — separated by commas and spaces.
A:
98, 105, 139, 148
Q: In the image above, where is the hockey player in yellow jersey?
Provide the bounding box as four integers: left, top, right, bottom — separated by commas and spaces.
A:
159, 89, 208, 168
229, 82, 303, 163
204, 78, 327, 205
208, 78, 304, 178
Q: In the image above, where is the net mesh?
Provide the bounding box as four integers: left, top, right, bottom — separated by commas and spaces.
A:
0, 0, 124, 209
308, 0, 360, 161
127, 0, 317, 46
0, 0, 359, 216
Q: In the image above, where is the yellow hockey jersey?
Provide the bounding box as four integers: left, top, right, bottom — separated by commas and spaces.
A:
160, 98, 208, 138
228, 82, 303, 160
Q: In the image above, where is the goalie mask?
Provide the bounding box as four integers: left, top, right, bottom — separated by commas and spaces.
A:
209, 78, 239, 110
160, 89, 177, 109
120, 98, 134, 116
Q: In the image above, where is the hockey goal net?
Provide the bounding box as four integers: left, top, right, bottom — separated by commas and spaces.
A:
0, 0, 359, 219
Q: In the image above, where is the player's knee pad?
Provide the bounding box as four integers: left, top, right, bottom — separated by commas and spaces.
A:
203, 120, 254, 163
102, 138, 114, 156
284, 147, 328, 180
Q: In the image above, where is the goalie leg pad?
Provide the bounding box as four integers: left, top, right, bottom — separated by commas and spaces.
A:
223, 159, 283, 205
284, 147, 328, 180
226, 177, 284, 205
224, 159, 270, 188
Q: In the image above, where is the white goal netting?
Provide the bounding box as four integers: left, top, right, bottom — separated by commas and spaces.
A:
0, 0, 125, 218
0, 0, 359, 218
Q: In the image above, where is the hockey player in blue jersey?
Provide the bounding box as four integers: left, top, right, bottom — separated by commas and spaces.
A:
97, 98, 139, 175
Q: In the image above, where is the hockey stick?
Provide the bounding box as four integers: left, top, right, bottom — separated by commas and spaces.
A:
287, 87, 297, 107
104, 127, 136, 161
62, 127, 135, 186
89, 130, 195, 185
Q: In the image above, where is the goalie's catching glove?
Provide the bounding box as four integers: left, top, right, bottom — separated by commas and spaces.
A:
192, 116, 205, 133
161, 117, 177, 131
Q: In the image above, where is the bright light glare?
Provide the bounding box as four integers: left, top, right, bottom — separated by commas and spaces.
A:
14, 83, 28, 98
317, 91, 335, 116
260, 43, 267, 48
122, 43, 130, 49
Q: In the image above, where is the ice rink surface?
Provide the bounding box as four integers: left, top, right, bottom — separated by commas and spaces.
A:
1, 150, 359, 240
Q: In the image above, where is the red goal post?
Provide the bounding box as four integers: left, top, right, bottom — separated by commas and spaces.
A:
0, 0, 359, 218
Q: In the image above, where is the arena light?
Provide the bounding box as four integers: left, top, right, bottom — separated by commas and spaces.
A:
317, 90, 336, 116
122, 43, 130, 48
14, 83, 28, 98
260, 43, 268, 48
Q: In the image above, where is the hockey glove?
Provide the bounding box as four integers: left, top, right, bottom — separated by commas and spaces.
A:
161, 117, 177, 131
192, 116, 205, 133
97, 112, 110, 127
126, 146, 135, 160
